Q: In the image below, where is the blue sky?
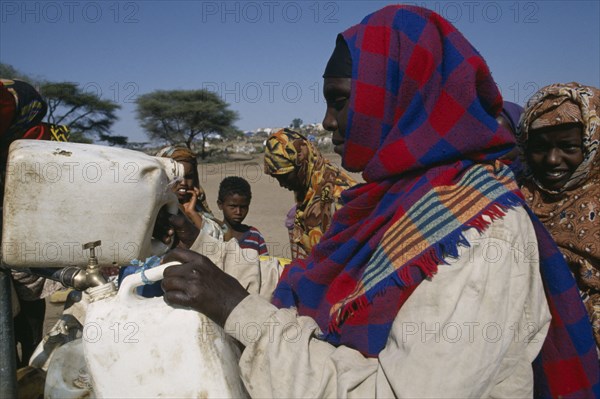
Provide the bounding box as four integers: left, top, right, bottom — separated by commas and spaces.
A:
1, 1, 599, 143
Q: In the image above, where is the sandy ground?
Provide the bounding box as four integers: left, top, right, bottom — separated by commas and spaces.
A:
43, 152, 363, 333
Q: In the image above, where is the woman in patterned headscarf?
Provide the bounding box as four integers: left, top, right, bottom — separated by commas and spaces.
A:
155, 146, 226, 242
155, 145, 215, 228
264, 128, 356, 257
518, 82, 600, 352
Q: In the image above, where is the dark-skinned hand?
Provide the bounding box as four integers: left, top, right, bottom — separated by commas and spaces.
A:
153, 207, 200, 249
161, 248, 249, 328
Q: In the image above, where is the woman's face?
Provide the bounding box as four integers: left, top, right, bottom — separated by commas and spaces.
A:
175, 161, 198, 203
527, 124, 584, 191
274, 170, 303, 192
322, 77, 352, 157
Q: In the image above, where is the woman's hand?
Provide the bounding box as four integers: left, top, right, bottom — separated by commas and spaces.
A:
179, 187, 205, 230
161, 248, 249, 327
181, 187, 200, 215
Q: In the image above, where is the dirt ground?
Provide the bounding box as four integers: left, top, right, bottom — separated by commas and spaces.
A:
44, 152, 363, 333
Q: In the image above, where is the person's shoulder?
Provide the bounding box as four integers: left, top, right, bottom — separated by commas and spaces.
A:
238, 226, 269, 254
491, 205, 530, 228
479, 205, 535, 247
247, 225, 266, 238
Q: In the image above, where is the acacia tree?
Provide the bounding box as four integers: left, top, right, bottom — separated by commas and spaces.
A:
0, 63, 30, 80
40, 82, 121, 143
135, 89, 239, 158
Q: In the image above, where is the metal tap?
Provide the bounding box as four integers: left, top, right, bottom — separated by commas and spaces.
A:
52, 240, 108, 290
81, 240, 107, 288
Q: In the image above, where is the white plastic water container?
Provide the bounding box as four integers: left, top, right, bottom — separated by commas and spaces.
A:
44, 339, 93, 399
1, 140, 182, 268
83, 262, 248, 398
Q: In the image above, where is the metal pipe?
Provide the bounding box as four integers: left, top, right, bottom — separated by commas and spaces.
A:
26, 267, 66, 281
27, 266, 101, 291
28, 267, 81, 287
4, 242, 108, 292
0, 267, 17, 398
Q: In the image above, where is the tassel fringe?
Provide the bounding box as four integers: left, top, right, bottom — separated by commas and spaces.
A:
328, 195, 522, 333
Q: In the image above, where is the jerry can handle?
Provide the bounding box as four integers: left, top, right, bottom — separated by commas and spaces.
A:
118, 261, 181, 301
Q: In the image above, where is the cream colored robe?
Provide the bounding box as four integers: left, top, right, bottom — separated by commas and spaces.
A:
192, 206, 551, 398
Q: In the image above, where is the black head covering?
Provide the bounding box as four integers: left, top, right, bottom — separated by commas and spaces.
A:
323, 34, 352, 78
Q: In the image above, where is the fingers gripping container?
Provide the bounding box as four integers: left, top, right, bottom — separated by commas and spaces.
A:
1, 140, 182, 268
83, 262, 248, 398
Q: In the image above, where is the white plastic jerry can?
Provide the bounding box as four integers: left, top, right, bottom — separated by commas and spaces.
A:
1, 140, 181, 268
83, 262, 248, 398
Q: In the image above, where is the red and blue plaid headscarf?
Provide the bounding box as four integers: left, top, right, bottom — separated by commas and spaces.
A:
273, 5, 599, 397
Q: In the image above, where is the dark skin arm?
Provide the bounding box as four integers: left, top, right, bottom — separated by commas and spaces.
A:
161, 248, 249, 328
179, 187, 205, 229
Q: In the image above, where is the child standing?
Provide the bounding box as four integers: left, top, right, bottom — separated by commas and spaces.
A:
218, 176, 268, 256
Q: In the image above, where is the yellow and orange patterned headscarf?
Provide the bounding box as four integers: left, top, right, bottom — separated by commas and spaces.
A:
264, 129, 356, 255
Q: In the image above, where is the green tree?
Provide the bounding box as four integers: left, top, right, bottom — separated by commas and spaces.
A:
0, 63, 31, 81
291, 118, 303, 129
40, 82, 120, 142
135, 89, 239, 159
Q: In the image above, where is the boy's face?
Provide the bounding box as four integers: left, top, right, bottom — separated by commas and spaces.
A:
218, 193, 250, 227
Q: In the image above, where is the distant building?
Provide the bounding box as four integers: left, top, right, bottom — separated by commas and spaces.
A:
206, 132, 223, 140
318, 136, 332, 146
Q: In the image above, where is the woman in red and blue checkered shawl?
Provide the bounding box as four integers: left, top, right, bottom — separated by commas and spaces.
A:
161, 5, 599, 397
270, 5, 599, 397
